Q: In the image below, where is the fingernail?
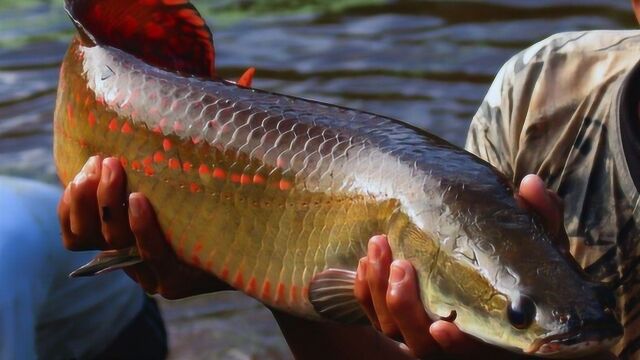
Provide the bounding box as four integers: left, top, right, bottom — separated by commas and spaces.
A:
129, 194, 141, 218
72, 171, 87, 185
524, 174, 545, 192
357, 258, 367, 281
368, 242, 380, 262
102, 159, 113, 184
63, 185, 71, 205
430, 323, 452, 348
83, 156, 98, 176
389, 262, 406, 285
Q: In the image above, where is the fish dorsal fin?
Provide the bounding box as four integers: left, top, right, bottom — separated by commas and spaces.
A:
309, 268, 369, 325
64, 0, 215, 78
237, 67, 256, 87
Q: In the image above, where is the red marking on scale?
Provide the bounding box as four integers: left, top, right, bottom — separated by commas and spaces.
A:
230, 173, 241, 183
96, 97, 105, 105
88, 111, 96, 128
108, 118, 119, 132
199, 164, 210, 176
162, 138, 172, 152
204, 258, 214, 270
279, 179, 293, 191
191, 136, 202, 144
182, 161, 193, 172
193, 241, 203, 254
240, 174, 252, 185
253, 174, 266, 185
290, 285, 298, 303
131, 160, 142, 171
173, 121, 184, 132
212, 167, 226, 180
261, 280, 272, 301
142, 156, 153, 167
153, 151, 165, 164
119, 157, 128, 168
168, 158, 180, 170
144, 165, 154, 176
121, 121, 134, 134
233, 271, 244, 288
246, 277, 257, 295
276, 283, 286, 304
220, 266, 229, 281
159, 118, 169, 130
189, 183, 200, 193
152, 125, 162, 134
66, 104, 73, 122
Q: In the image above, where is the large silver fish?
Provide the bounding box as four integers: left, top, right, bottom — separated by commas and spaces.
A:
55, 0, 622, 357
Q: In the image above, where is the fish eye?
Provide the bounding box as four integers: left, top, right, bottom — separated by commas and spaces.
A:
507, 295, 536, 329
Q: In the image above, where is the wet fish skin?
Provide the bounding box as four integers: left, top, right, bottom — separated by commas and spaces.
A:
54, 2, 622, 357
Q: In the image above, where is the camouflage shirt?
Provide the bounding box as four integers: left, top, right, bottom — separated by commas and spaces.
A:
466, 30, 640, 359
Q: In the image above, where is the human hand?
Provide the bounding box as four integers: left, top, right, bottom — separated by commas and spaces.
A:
58, 155, 230, 299
353, 174, 615, 359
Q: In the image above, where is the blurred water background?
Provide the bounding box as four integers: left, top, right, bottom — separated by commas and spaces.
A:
0, 0, 635, 359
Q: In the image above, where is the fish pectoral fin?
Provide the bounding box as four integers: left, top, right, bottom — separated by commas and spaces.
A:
69, 246, 142, 278
309, 268, 369, 325
236, 67, 256, 87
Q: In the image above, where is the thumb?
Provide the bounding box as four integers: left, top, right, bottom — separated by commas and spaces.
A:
517, 174, 569, 254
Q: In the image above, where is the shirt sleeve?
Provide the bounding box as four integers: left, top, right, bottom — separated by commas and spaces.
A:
465, 58, 519, 181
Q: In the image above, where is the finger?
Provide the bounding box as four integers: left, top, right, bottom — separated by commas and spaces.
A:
430, 321, 512, 359
386, 260, 439, 358
124, 263, 158, 294
354, 257, 380, 328
518, 174, 562, 233
366, 235, 400, 338
66, 156, 106, 250
97, 157, 134, 248
128, 193, 175, 280
59, 184, 82, 250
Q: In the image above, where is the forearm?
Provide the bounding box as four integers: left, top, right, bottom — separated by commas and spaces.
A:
271, 309, 416, 360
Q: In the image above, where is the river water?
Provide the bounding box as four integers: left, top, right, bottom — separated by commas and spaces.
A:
0, 1, 635, 359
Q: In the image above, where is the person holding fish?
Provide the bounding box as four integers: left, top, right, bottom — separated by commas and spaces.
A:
0, 176, 168, 360
56, 0, 640, 359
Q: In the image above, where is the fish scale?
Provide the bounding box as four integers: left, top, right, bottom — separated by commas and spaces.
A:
56, 0, 623, 355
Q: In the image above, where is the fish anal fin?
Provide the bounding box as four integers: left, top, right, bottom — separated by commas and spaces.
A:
64, 0, 215, 78
69, 246, 142, 277
237, 67, 256, 87
309, 268, 369, 325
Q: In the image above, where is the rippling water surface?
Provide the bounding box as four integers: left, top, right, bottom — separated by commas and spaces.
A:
0, 1, 635, 358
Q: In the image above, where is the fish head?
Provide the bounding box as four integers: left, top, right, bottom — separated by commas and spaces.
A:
397, 205, 622, 358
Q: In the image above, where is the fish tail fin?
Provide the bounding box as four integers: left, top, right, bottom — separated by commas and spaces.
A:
69, 246, 142, 277
64, 0, 215, 78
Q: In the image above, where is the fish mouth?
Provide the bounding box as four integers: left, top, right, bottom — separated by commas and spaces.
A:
526, 321, 623, 358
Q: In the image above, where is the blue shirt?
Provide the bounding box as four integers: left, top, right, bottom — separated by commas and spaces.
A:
0, 176, 144, 359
